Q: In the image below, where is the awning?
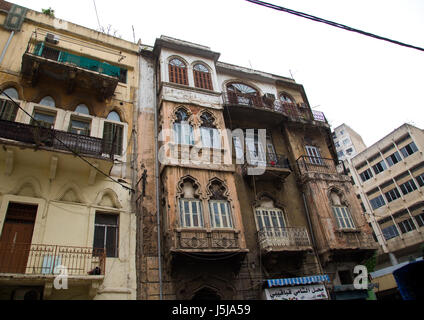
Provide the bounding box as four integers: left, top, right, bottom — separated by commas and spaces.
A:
267, 275, 330, 288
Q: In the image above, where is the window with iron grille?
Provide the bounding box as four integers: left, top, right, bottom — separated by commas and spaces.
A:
179, 199, 203, 228
93, 213, 119, 258
193, 64, 213, 90
400, 142, 418, 158
332, 206, 355, 229
385, 187, 401, 203
169, 58, 188, 85
399, 179, 417, 195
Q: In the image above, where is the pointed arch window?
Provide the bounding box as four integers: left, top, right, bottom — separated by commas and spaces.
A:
226, 82, 262, 107
200, 112, 220, 149
193, 63, 213, 90
0, 87, 19, 121
173, 108, 194, 145
39, 96, 56, 107
169, 58, 188, 85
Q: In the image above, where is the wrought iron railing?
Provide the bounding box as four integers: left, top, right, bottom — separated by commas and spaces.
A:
297, 156, 347, 175
0, 119, 116, 158
258, 227, 311, 249
243, 152, 291, 171
222, 93, 328, 124
0, 243, 105, 276
25, 32, 122, 80
175, 229, 240, 250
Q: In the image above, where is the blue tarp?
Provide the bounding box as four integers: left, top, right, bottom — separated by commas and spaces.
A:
392, 260, 424, 300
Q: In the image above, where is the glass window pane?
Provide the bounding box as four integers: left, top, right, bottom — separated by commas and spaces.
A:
106, 226, 118, 257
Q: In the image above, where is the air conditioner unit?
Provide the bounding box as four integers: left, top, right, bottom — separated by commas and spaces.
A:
45, 33, 59, 44
12, 287, 43, 300
263, 93, 276, 101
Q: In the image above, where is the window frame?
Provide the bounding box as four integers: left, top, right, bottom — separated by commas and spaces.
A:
332, 206, 356, 230
93, 213, 119, 258
179, 198, 204, 228
370, 194, 386, 210
209, 200, 233, 229
399, 179, 417, 195
168, 58, 188, 85
103, 121, 124, 156
193, 63, 213, 90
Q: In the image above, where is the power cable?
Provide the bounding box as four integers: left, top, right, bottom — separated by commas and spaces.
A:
0, 89, 134, 193
245, 0, 424, 53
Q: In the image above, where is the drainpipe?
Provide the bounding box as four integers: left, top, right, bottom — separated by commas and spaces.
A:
153, 55, 163, 300
302, 191, 325, 275
0, 31, 15, 65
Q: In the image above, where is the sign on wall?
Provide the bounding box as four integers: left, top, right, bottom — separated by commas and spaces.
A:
264, 284, 328, 300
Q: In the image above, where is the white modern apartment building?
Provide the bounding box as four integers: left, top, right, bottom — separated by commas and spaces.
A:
346, 123, 424, 299
332, 123, 367, 161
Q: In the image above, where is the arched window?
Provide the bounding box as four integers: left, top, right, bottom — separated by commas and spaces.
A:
208, 180, 233, 229
75, 104, 90, 115
178, 177, 203, 228
103, 111, 123, 156
330, 191, 355, 230
200, 112, 220, 149
226, 82, 262, 107
1, 87, 19, 100
39, 96, 56, 107
169, 58, 188, 85
193, 63, 213, 90
279, 93, 294, 103
0, 87, 19, 121
173, 108, 193, 145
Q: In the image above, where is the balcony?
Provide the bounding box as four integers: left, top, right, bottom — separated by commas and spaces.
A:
242, 152, 292, 185
258, 227, 312, 254
222, 92, 328, 126
297, 156, 348, 176
0, 119, 116, 159
21, 32, 123, 100
0, 243, 105, 298
173, 229, 242, 251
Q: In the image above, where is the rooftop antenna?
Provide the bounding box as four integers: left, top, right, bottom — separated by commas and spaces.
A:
289, 69, 295, 80
132, 25, 136, 43
93, 0, 101, 31
248, 60, 253, 70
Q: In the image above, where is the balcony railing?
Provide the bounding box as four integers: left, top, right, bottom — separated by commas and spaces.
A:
244, 152, 291, 170
25, 33, 122, 80
297, 156, 347, 175
258, 227, 311, 250
222, 93, 328, 124
0, 243, 105, 276
174, 229, 240, 250
0, 119, 117, 158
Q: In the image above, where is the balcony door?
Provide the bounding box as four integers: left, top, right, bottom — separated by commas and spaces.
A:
0, 203, 37, 273
245, 132, 276, 166
305, 145, 323, 165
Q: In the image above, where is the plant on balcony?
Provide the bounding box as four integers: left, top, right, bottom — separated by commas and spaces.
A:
41, 7, 55, 18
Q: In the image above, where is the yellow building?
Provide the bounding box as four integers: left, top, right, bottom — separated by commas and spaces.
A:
0, 2, 139, 299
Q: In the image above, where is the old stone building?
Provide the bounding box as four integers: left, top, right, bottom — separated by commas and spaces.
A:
0, 1, 139, 299
135, 36, 377, 300
0, 0, 378, 300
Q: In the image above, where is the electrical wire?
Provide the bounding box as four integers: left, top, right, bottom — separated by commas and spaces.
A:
245, 0, 424, 53
0, 90, 135, 193
92, 0, 102, 31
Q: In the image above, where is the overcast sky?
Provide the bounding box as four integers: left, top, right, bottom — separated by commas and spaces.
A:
13, 0, 424, 146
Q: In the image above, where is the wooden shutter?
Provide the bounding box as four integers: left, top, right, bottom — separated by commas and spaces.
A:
0, 100, 18, 121
103, 122, 123, 156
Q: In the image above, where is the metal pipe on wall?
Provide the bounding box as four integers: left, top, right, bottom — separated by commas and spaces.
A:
0, 31, 15, 65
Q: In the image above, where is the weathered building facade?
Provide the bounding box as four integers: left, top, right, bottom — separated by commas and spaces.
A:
0, 2, 139, 299
135, 36, 377, 300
